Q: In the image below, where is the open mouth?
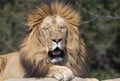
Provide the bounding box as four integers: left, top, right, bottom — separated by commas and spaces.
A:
48, 47, 65, 63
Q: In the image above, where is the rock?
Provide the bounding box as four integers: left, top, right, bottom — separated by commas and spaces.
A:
4, 77, 87, 81
102, 78, 120, 81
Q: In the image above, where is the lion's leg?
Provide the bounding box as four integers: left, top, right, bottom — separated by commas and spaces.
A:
47, 65, 74, 81
0, 57, 6, 74
0, 57, 6, 81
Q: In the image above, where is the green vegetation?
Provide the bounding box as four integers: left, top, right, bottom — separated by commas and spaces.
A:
0, 0, 120, 80
91, 69, 120, 80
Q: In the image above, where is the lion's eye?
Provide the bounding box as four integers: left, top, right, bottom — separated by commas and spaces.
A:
60, 26, 65, 29
60, 26, 66, 32
44, 27, 49, 31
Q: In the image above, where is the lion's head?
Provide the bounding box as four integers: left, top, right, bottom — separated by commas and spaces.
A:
20, 2, 88, 77
40, 16, 68, 64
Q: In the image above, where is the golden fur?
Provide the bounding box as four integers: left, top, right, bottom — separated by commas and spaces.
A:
0, 2, 89, 81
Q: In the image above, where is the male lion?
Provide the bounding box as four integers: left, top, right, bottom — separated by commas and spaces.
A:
0, 2, 90, 81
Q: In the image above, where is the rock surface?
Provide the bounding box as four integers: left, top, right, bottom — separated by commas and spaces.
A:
4, 77, 120, 81
102, 78, 120, 81
4, 77, 87, 81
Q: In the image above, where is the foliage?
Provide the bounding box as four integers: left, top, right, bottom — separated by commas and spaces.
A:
91, 69, 120, 80
0, 0, 120, 80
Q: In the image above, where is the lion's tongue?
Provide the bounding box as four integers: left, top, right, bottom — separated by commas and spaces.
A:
53, 49, 61, 56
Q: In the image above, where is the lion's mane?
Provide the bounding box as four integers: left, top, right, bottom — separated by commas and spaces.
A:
20, 2, 89, 78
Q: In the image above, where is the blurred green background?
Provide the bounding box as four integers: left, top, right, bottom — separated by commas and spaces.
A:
0, 0, 120, 80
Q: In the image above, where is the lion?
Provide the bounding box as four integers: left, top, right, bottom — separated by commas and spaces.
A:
0, 2, 90, 81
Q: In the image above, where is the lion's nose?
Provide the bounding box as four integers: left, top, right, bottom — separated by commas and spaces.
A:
52, 38, 62, 43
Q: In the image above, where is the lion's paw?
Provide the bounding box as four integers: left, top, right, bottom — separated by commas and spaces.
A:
47, 65, 74, 81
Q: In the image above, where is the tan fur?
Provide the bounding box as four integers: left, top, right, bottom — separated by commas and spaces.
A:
0, 2, 89, 81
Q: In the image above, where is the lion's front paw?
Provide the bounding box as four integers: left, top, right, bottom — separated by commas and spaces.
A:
47, 65, 74, 81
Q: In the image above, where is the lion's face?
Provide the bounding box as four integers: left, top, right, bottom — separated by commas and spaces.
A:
39, 16, 68, 64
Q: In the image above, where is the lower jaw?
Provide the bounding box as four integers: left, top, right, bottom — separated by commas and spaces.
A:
49, 58, 65, 65
51, 57, 63, 63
